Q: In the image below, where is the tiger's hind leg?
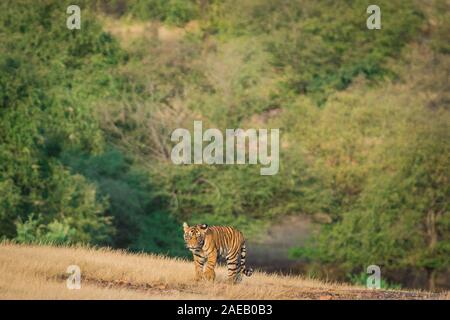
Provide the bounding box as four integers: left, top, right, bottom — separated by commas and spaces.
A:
240, 242, 253, 277
226, 251, 242, 284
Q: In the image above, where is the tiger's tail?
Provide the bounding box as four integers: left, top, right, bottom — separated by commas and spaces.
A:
240, 242, 253, 277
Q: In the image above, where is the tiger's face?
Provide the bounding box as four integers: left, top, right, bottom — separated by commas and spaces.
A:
183, 222, 208, 250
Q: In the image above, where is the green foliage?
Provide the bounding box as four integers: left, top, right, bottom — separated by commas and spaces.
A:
131, 210, 187, 256
128, 0, 199, 26
155, 164, 293, 237
318, 104, 450, 273
9, 162, 113, 244
347, 271, 402, 290
429, 0, 450, 54
0, 0, 122, 243
15, 215, 78, 245
288, 76, 450, 285
205, 0, 423, 104
60, 148, 186, 255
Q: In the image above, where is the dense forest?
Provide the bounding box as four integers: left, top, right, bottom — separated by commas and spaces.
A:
0, 0, 448, 290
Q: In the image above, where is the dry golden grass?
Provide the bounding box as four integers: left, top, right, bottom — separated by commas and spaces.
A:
0, 242, 447, 300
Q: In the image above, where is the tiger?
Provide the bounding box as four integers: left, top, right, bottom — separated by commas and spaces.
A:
183, 222, 253, 283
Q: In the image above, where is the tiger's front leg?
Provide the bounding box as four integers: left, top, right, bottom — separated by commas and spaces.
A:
192, 252, 206, 281
203, 250, 217, 281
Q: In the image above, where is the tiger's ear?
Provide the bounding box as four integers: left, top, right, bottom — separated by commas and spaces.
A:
183, 222, 189, 231
199, 223, 208, 230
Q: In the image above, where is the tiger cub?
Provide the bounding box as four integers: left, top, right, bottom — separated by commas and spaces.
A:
183, 222, 253, 283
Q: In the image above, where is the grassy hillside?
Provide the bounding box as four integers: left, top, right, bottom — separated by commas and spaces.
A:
0, 242, 447, 300
0, 0, 448, 291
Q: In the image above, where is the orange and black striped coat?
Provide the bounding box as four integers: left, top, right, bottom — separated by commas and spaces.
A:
183, 223, 253, 283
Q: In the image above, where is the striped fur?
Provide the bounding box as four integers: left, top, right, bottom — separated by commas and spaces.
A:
183, 222, 253, 283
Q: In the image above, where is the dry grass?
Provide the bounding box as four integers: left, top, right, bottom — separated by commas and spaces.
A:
0, 242, 447, 300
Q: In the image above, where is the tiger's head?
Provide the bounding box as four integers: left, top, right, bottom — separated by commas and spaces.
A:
183, 222, 208, 250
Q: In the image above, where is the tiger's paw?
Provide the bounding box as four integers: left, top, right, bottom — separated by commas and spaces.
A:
226, 278, 239, 285
203, 269, 216, 281
194, 273, 202, 282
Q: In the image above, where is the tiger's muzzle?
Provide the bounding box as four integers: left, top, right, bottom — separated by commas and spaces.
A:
186, 239, 204, 250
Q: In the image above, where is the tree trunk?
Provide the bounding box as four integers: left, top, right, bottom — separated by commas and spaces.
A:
426, 210, 437, 248
425, 210, 438, 291
427, 268, 436, 292
199, 0, 209, 18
